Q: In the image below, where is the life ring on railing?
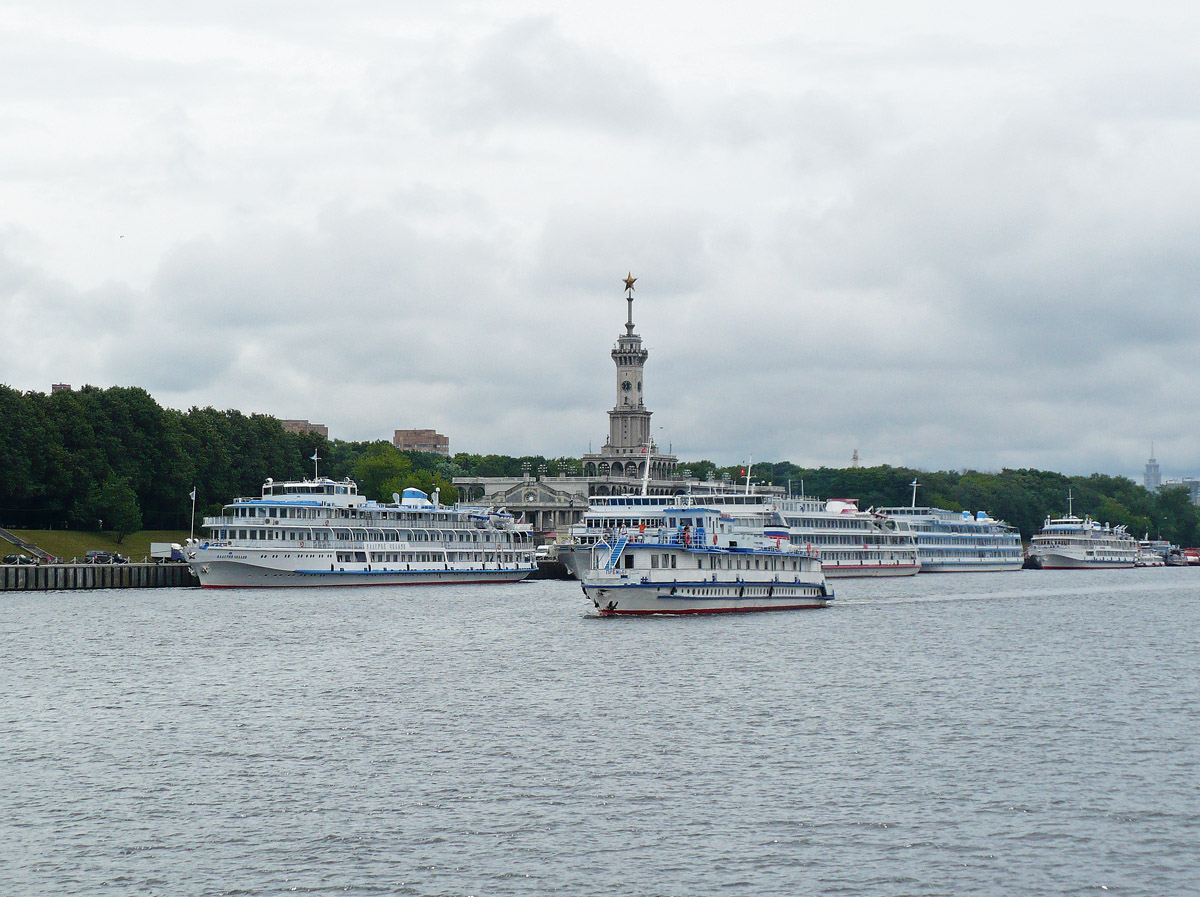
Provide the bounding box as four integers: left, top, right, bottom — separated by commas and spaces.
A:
324, 519, 330, 526
713, 534, 718, 545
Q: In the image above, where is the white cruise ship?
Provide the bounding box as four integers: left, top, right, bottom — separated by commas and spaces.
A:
876, 506, 1024, 572
1027, 515, 1138, 569
780, 497, 920, 578
558, 490, 775, 579
558, 491, 919, 579
185, 476, 535, 587
580, 505, 832, 615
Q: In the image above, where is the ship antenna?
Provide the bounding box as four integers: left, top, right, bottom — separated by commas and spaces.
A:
744, 456, 753, 496
1067, 487, 1073, 517
311, 449, 320, 480
910, 479, 920, 508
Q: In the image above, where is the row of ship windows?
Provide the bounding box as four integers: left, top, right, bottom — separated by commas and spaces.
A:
337, 551, 526, 564
215, 528, 515, 543
1036, 539, 1135, 548
641, 554, 805, 571
905, 536, 1020, 545
919, 549, 1023, 557
824, 552, 912, 561
785, 518, 876, 530
789, 535, 911, 547
228, 507, 461, 524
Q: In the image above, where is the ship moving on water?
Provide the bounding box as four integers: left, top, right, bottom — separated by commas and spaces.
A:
560, 490, 918, 579
185, 476, 535, 588
580, 504, 833, 615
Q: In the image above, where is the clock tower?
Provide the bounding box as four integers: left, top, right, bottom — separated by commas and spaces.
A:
607, 273, 651, 450
577, 273, 679, 491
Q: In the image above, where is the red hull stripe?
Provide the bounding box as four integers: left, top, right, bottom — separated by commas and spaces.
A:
200, 577, 529, 589
601, 603, 829, 616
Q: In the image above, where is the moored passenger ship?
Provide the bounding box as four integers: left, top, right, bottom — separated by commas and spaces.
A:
876, 506, 1024, 572
185, 476, 536, 587
780, 498, 920, 577
1026, 514, 1138, 569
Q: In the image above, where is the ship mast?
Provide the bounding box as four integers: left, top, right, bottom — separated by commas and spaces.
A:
910, 479, 920, 508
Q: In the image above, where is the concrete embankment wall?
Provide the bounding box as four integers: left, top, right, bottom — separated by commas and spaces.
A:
0, 563, 196, 592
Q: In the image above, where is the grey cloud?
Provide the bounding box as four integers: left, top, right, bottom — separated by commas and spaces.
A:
5, 2, 1200, 477
394, 17, 672, 136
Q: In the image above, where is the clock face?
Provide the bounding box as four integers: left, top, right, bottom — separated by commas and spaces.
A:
621, 380, 632, 392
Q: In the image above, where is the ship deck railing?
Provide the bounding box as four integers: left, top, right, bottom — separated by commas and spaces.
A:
593, 530, 820, 557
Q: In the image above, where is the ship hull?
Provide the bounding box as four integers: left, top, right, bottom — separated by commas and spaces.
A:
1030, 551, 1135, 570
582, 579, 832, 615
189, 552, 533, 588
822, 562, 919, 578
916, 560, 1025, 573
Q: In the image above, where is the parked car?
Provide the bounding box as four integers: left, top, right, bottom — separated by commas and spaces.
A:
3, 554, 37, 565
83, 550, 113, 564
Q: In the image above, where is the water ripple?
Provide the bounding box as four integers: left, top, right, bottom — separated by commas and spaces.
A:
1, 572, 1198, 895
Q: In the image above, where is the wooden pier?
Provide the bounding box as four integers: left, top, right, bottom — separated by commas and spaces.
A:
0, 562, 196, 592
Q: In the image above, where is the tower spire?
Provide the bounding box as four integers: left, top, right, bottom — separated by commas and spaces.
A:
623, 272, 637, 335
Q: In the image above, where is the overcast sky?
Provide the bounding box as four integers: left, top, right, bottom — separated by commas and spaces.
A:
3, 1, 1198, 478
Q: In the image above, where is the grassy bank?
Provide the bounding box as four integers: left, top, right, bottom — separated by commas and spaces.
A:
1, 530, 190, 562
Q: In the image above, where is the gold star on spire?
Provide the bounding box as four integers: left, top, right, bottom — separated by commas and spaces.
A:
623, 272, 637, 293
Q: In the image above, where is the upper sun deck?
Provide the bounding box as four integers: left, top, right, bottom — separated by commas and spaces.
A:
588, 492, 776, 509
1037, 515, 1129, 537
879, 506, 1015, 530
224, 477, 368, 510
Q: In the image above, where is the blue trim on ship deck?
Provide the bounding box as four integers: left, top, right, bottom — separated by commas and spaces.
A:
619, 541, 800, 557
589, 580, 831, 592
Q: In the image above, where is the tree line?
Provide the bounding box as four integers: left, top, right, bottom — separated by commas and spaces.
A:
0, 385, 456, 540
2, 383, 1196, 545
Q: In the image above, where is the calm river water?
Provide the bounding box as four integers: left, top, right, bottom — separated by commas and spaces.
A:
2, 570, 1198, 896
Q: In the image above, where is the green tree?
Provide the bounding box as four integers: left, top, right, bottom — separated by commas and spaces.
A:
97, 477, 143, 544
352, 443, 413, 501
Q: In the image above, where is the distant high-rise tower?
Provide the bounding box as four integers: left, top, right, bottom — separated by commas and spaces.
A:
1145, 444, 1161, 493
851, 449, 860, 468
